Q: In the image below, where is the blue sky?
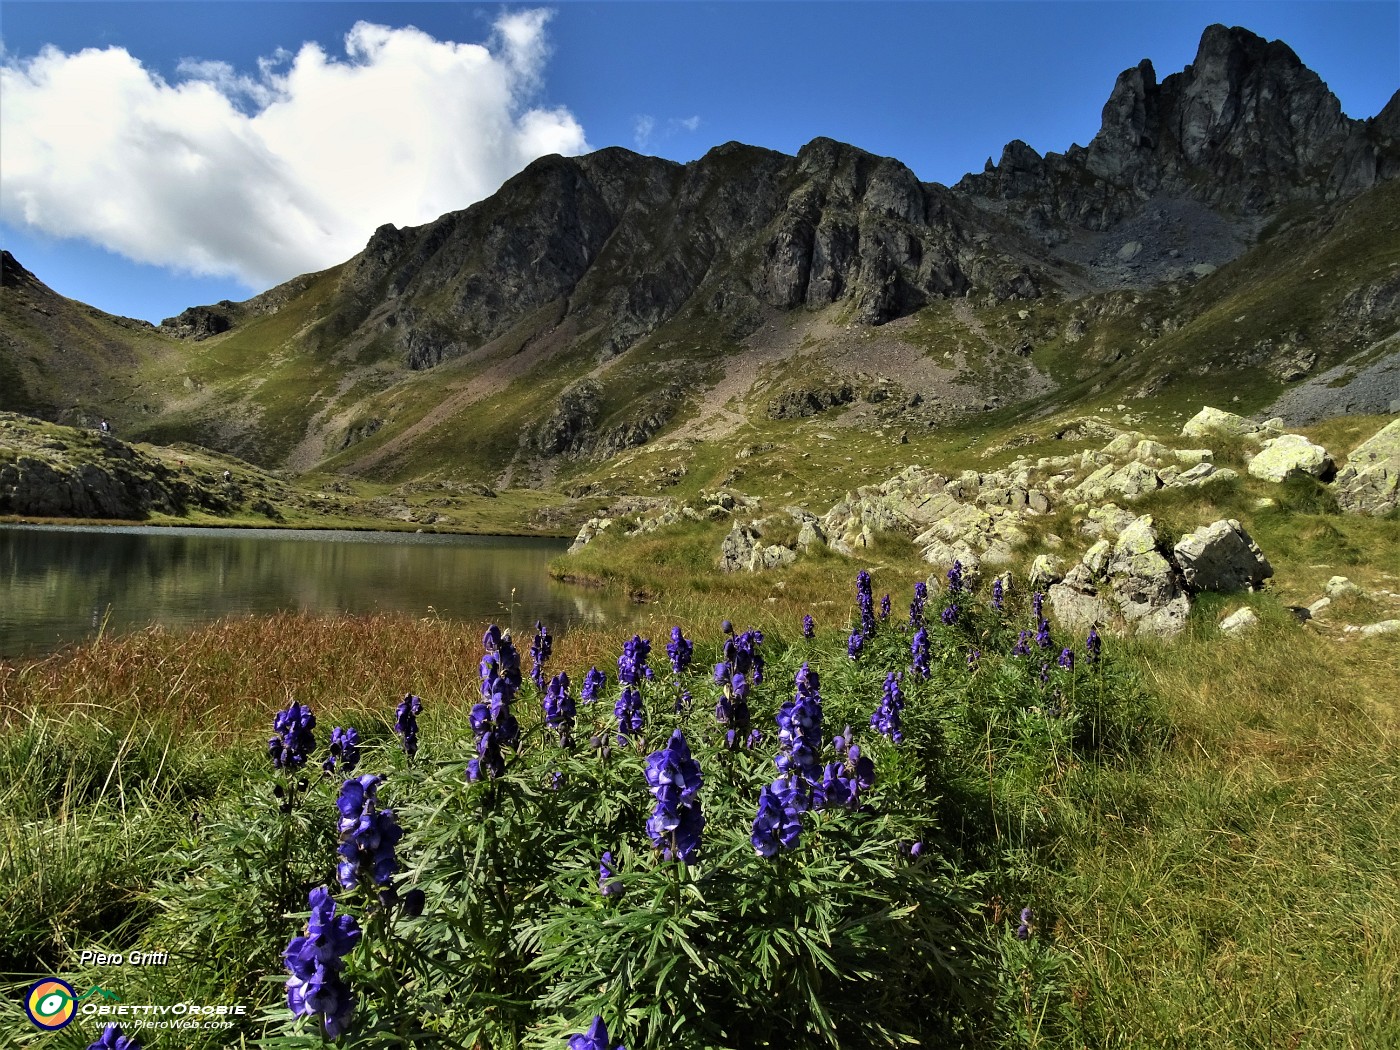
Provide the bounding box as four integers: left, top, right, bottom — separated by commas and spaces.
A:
2, 1, 1396, 323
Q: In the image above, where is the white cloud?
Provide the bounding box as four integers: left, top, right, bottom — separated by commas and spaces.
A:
0, 12, 590, 289
674, 115, 701, 132
632, 114, 656, 150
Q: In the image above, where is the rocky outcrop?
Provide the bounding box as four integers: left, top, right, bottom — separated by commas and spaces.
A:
1333, 418, 1400, 515
766, 383, 855, 420
1247, 434, 1335, 482
159, 304, 235, 340
1050, 514, 1271, 640
0, 415, 235, 519
1173, 519, 1273, 592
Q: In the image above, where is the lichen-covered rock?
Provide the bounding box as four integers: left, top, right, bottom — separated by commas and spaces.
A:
568, 516, 612, 553
1181, 406, 1258, 441
1048, 563, 1117, 632
1333, 418, 1400, 515
1106, 515, 1191, 638
1173, 519, 1273, 592
1029, 554, 1064, 589
1247, 434, 1335, 482
719, 524, 762, 573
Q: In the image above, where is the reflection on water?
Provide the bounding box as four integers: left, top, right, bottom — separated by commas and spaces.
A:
0, 525, 632, 659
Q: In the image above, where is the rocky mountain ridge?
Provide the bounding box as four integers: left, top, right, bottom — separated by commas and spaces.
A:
3, 24, 1397, 487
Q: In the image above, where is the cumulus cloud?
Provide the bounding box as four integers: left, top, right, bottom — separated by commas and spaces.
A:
0, 12, 589, 289
632, 114, 657, 150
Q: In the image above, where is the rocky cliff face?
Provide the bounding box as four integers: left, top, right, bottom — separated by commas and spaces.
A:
959, 24, 1400, 230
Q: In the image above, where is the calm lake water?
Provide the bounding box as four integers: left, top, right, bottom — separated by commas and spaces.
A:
0, 525, 632, 660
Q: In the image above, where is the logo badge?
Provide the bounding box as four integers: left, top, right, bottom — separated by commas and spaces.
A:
25, 978, 77, 1030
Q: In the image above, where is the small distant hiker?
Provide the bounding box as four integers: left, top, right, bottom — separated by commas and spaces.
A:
223, 470, 232, 481
99, 419, 110, 434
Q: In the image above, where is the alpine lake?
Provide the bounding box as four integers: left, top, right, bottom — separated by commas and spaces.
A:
0, 524, 634, 660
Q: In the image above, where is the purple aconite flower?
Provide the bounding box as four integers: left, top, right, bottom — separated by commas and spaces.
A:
816, 738, 874, 810
618, 635, 653, 686
1058, 647, 1075, 672
481, 625, 524, 695
911, 627, 930, 679
1011, 630, 1031, 657
285, 886, 360, 1038
599, 851, 623, 899
666, 626, 694, 675
268, 701, 316, 770
322, 727, 360, 775
1039, 662, 1050, 686
714, 664, 751, 736
722, 627, 765, 682
752, 776, 807, 857
803, 614, 815, 639
1016, 907, 1033, 940
947, 559, 965, 595
580, 667, 606, 704
881, 593, 891, 621
395, 694, 423, 758
775, 663, 823, 783
847, 629, 865, 660
542, 672, 575, 745
1032, 591, 1045, 621
1036, 618, 1052, 650
856, 569, 876, 637
909, 580, 928, 629
336, 775, 403, 888
530, 620, 553, 690
644, 730, 703, 811
644, 731, 704, 862
992, 577, 1005, 612
940, 603, 959, 627
871, 672, 905, 744
967, 648, 981, 670
88, 1025, 140, 1050
568, 1015, 626, 1050
614, 686, 644, 744
1086, 626, 1102, 665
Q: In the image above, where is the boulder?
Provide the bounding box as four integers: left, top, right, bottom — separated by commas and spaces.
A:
1029, 554, 1064, 590
719, 524, 762, 573
796, 520, 826, 552
1173, 519, 1273, 592
1307, 597, 1331, 617
1181, 406, 1258, 440
1324, 576, 1363, 599
1247, 434, 1335, 482
1106, 515, 1190, 638
568, 516, 612, 553
1360, 620, 1400, 638
1048, 563, 1117, 632
1219, 608, 1260, 635
1333, 418, 1400, 516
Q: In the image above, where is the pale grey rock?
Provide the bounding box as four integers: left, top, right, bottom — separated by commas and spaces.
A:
1360, 619, 1400, 637
1083, 539, 1113, 578
719, 524, 762, 573
1219, 608, 1260, 635
1182, 406, 1258, 441
1333, 418, 1400, 516
1247, 434, 1334, 482
1106, 515, 1190, 638
1307, 597, 1332, 617
1173, 519, 1273, 592
1048, 564, 1118, 632
1325, 576, 1363, 599
1029, 554, 1064, 589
